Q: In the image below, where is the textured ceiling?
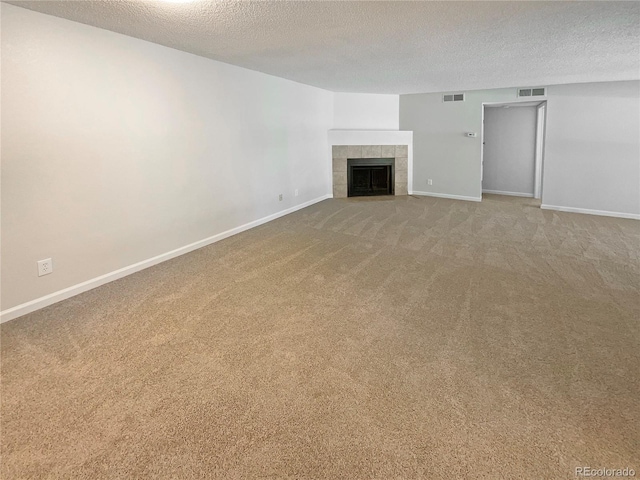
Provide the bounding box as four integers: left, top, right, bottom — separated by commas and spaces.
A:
5, 0, 640, 94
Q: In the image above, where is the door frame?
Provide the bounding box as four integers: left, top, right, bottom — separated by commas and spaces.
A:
533, 103, 547, 199
480, 100, 547, 200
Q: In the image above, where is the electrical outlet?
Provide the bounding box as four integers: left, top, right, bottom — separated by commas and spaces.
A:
427, 179, 433, 185
295, 189, 299, 197
278, 194, 283, 201
37, 258, 53, 277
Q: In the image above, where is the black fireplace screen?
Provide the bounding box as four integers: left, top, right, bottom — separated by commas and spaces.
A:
347, 158, 395, 197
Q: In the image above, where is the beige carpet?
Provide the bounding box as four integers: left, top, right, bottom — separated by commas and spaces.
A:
2, 195, 639, 479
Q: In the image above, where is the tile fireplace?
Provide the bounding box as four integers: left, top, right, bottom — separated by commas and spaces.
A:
332, 145, 408, 198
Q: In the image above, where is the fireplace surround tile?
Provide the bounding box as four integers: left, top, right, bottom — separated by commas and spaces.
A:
333, 171, 347, 186
395, 145, 408, 157
347, 145, 363, 159
333, 184, 347, 198
395, 183, 408, 196
395, 157, 408, 172
333, 158, 347, 172
332, 145, 349, 158
362, 145, 381, 158
395, 169, 408, 184
380, 145, 396, 157
332, 144, 409, 199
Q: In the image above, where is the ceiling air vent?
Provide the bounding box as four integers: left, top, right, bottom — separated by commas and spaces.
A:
518, 87, 546, 97
443, 93, 465, 102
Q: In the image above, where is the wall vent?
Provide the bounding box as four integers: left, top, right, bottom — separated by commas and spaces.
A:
518, 87, 546, 97
443, 93, 465, 102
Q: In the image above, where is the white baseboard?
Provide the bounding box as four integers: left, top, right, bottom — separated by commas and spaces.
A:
411, 191, 482, 202
482, 190, 534, 198
540, 204, 640, 220
0, 194, 332, 323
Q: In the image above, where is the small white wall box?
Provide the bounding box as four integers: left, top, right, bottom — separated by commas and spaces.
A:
466, 132, 477, 137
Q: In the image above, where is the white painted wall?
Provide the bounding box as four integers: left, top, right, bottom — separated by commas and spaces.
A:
483, 106, 537, 196
1, 4, 333, 314
400, 81, 640, 216
400, 88, 517, 200
542, 81, 640, 216
333, 93, 399, 130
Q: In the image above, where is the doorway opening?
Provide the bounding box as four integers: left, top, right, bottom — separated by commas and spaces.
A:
481, 101, 546, 202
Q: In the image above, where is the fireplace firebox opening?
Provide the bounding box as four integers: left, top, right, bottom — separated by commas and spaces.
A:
347, 158, 395, 197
